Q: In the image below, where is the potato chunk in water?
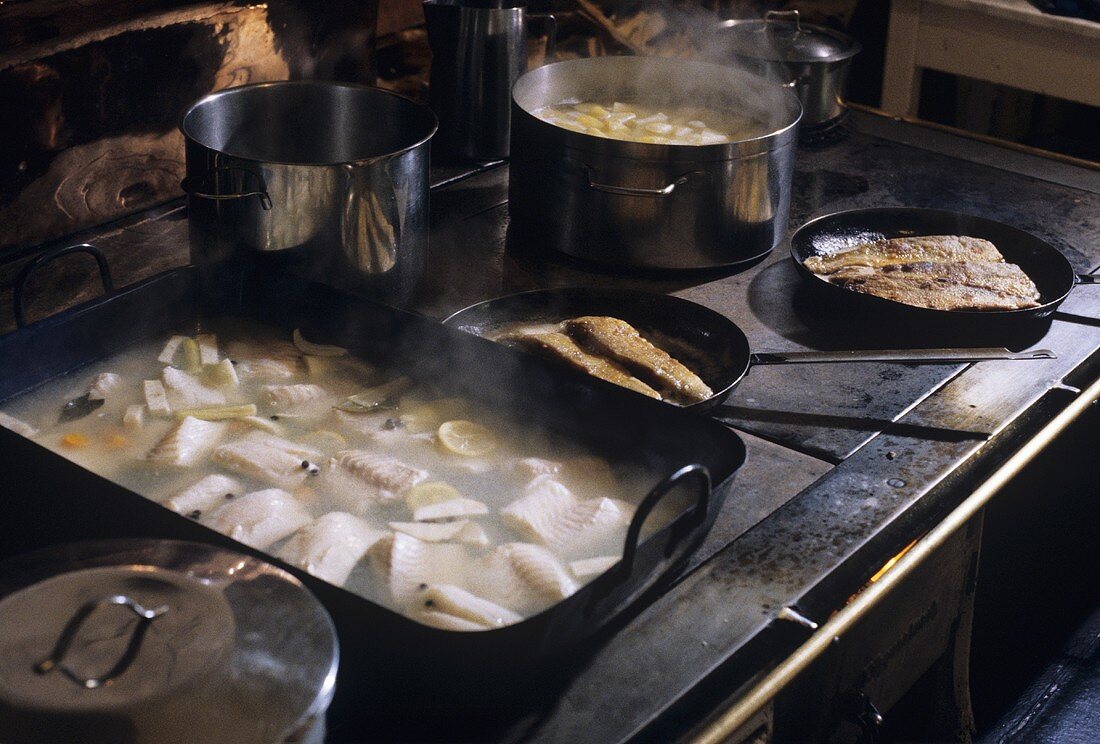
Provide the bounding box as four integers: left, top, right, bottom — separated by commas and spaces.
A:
534, 101, 751, 145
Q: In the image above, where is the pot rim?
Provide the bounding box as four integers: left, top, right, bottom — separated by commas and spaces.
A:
512, 57, 802, 160
180, 81, 438, 167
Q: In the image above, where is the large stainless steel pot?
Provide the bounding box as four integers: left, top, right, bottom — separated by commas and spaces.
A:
508, 56, 801, 271
181, 82, 437, 301
708, 10, 860, 130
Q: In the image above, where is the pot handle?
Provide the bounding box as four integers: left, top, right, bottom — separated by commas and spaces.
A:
528, 13, 557, 62
586, 167, 706, 198
181, 167, 273, 210
765, 9, 803, 33
584, 464, 711, 618
1075, 273, 1099, 285
14, 243, 115, 328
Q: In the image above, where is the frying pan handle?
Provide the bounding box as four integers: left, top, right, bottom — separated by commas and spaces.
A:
585, 168, 707, 198
748, 347, 1057, 365
585, 464, 711, 618
14, 243, 115, 328
181, 167, 272, 210
1075, 273, 1100, 285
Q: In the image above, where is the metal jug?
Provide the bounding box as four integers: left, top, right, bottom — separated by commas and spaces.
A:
424, 0, 554, 161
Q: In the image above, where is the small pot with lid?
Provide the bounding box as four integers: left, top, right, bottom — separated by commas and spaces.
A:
0, 539, 338, 744
707, 10, 860, 130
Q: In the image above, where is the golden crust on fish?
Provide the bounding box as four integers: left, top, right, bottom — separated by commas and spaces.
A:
828, 261, 1041, 311
803, 235, 1005, 273
563, 316, 713, 404
498, 331, 661, 399
804, 234, 1041, 311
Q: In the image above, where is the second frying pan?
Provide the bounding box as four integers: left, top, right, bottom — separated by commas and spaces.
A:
790, 208, 1099, 326
442, 288, 1054, 412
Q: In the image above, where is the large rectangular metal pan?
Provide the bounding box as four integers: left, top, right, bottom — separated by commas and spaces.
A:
0, 254, 746, 737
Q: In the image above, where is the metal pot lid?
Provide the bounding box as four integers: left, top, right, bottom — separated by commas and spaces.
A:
715, 10, 860, 64
0, 539, 338, 744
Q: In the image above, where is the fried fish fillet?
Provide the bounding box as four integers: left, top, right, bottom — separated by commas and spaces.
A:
563, 316, 714, 404
499, 331, 661, 399
804, 235, 1005, 274
828, 261, 1041, 311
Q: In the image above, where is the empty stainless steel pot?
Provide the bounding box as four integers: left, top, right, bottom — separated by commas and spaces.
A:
509, 56, 801, 270
708, 10, 860, 129
181, 82, 437, 301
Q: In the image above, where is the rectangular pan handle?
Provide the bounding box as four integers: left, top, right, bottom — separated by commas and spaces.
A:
749, 347, 1057, 365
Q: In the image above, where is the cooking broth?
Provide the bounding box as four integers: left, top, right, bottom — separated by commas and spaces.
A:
533, 100, 756, 145
0, 319, 679, 630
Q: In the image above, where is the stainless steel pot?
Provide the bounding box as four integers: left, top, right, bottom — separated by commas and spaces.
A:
181, 82, 437, 301
708, 10, 860, 129
509, 56, 801, 271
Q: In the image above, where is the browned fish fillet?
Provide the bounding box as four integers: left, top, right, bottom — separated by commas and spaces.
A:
563, 317, 714, 404
829, 261, 1041, 311
499, 331, 661, 399
804, 235, 1005, 274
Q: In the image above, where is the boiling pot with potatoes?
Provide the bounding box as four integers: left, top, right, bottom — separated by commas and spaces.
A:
508, 56, 802, 271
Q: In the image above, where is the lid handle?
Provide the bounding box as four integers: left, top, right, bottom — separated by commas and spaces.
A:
35, 595, 169, 689
764, 9, 802, 33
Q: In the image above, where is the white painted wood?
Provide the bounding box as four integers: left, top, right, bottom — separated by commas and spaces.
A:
882, 0, 1100, 115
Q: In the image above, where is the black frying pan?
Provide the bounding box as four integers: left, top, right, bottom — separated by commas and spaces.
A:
442, 287, 1054, 412
790, 208, 1099, 325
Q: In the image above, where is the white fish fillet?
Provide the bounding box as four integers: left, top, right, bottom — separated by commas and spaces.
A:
389, 520, 488, 546
334, 450, 428, 502
503, 473, 633, 554
87, 372, 122, 401
226, 339, 302, 380
196, 334, 219, 366
412, 498, 489, 522
260, 383, 330, 415
276, 512, 386, 586
213, 431, 323, 489
509, 457, 563, 479
415, 585, 523, 628
162, 366, 226, 409
369, 533, 470, 606
502, 476, 632, 554
144, 380, 172, 416
158, 335, 187, 364
411, 610, 489, 632
146, 416, 228, 467
123, 404, 145, 432
0, 412, 37, 438
202, 488, 311, 549
164, 474, 243, 516
333, 410, 432, 447
471, 542, 578, 613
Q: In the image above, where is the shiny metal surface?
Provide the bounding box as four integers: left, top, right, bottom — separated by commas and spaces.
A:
749, 347, 1057, 364
0, 539, 337, 744
508, 56, 801, 270
691, 373, 1100, 744
0, 0, 380, 258
709, 13, 860, 128
181, 82, 436, 301
426, 0, 553, 160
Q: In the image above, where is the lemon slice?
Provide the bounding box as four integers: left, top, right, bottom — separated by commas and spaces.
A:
406, 481, 462, 511
437, 420, 497, 458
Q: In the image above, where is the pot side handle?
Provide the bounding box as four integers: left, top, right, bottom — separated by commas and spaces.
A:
181, 166, 273, 210
585, 167, 707, 198
584, 463, 711, 618
14, 243, 115, 328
